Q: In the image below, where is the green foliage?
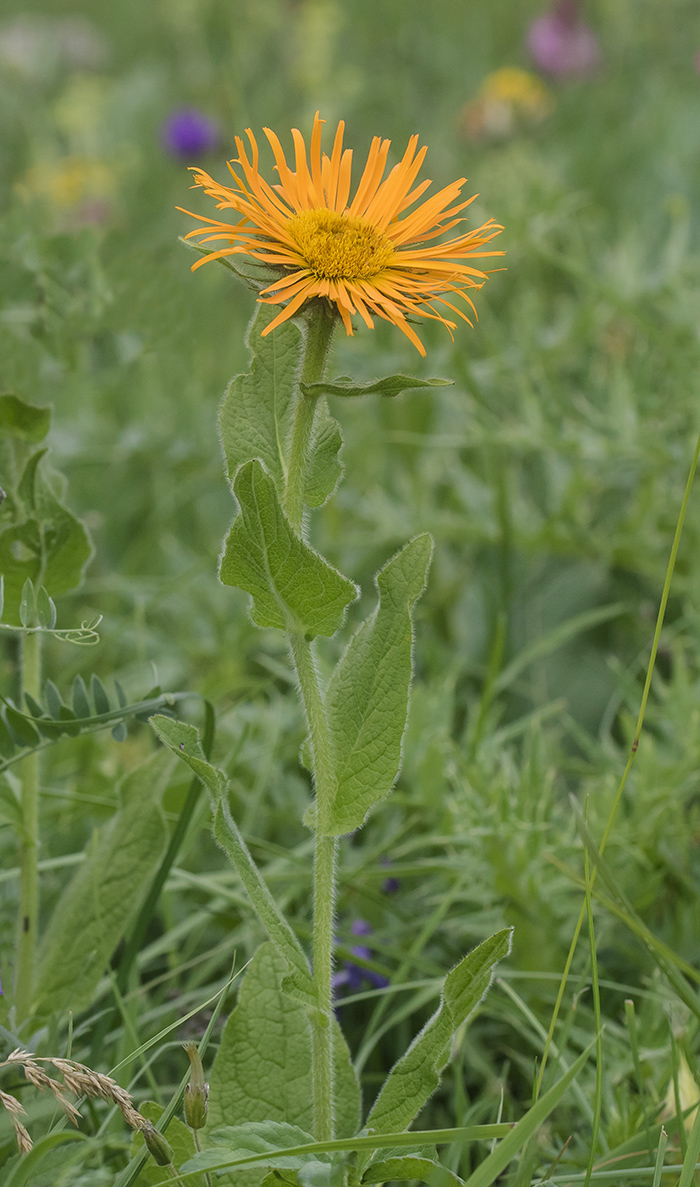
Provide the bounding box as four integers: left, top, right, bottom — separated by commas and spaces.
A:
220, 460, 357, 637
130, 1102, 205, 1187
150, 714, 316, 1006
360, 1154, 464, 1187
206, 945, 360, 1138
301, 376, 453, 400
325, 534, 433, 835
34, 750, 172, 1014
0, 394, 92, 625
365, 929, 512, 1137
220, 304, 342, 509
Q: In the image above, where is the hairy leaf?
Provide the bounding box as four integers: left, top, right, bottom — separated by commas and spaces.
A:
220, 460, 357, 638
362, 1156, 464, 1187
150, 716, 315, 1007
34, 751, 172, 1014
206, 944, 360, 1151
325, 535, 432, 835
365, 929, 512, 1138
219, 303, 342, 509
301, 376, 452, 400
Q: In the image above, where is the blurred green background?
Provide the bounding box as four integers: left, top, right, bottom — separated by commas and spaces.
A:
3, 0, 700, 1177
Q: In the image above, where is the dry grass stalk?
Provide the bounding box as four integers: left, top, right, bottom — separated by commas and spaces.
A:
1, 1048, 142, 1155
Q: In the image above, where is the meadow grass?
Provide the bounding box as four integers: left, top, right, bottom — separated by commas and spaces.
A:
2, 0, 700, 1182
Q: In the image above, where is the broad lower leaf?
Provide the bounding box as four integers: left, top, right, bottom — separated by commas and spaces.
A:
129, 1102, 205, 1187
365, 929, 512, 1138
206, 944, 360, 1148
362, 1156, 464, 1187
186, 1121, 321, 1178
150, 715, 315, 1007
34, 751, 172, 1014
325, 535, 433, 835
219, 303, 342, 509
301, 376, 452, 400
220, 460, 357, 638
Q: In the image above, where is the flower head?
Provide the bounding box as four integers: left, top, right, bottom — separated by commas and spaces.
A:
179, 112, 504, 355
527, 1, 600, 78
162, 108, 221, 158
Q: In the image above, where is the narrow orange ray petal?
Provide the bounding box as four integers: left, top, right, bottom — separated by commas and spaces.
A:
336, 148, 354, 211
348, 137, 390, 217
260, 288, 314, 334
324, 119, 345, 210
309, 112, 325, 203
291, 127, 317, 209
264, 127, 303, 211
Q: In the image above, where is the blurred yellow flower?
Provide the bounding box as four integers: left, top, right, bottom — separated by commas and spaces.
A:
460, 68, 554, 142
180, 111, 504, 355
20, 156, 114, 209
663, 1054, 700, 1134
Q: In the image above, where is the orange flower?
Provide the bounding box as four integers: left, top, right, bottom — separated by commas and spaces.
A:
179, 112, 504, 355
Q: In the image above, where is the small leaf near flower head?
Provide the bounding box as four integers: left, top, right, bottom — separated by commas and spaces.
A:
301, 376, 453, 400
219, 303, 342, 510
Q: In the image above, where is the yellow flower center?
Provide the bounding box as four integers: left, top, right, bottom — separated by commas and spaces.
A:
286, 209, 394, 281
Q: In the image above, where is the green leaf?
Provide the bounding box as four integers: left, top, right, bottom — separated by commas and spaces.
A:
19, 577, 36, 627
71, 674, 91, 718
325, 535, 433, 835
304, 399, 342, 509
220, 460, 357, 638
362, 1156, 464, 1187
150, 716, 315, 1008
0, 774, 23, 833
130, 1101, 206, 1187
149, 715, 226, 800
36, 585, 57, 629
219, 303, 301, 500
365, 929, 512, 1138
3, 705, 39, 748
301, 376, 453, 400
191, 1122, 321, 1178
0, 394, 51, 443
2, 1131, 86, 1187
219, 304, 342, 511
44, 679, 64, 719
34, 750, 172, 1014
206, 944, 360, 1146
0, 714, 15, 758
91, 673, 111, 714
0, 448, 92, 626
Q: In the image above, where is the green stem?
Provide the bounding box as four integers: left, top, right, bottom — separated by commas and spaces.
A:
284, 302, 340, 1141
283, 302, 336, 536
288, 631, 338, 1141
15, 629, 42, 1019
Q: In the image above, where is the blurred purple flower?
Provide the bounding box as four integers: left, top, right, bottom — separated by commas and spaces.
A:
332, 919, 389, 995
527, 1, 600, 78
381, 857, 400, 894
161, 108, 221, 158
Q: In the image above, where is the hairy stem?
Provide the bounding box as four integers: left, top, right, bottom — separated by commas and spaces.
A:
284, 302, 339, 1141
283, 302, 336, 536
15, 629, 42, 1019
